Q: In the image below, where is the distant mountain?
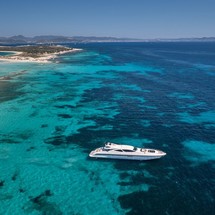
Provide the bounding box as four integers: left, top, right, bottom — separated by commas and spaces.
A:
0, 35, 141, 44
0, 35, 215, 44
2, 35, 32, 43
154, 37, 215, 42
10, 35, 29, 40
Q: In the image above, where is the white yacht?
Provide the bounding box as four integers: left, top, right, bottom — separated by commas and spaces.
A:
89, 142, 166, 161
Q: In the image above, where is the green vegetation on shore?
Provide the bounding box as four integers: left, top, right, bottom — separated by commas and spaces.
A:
0, 45, 73, 58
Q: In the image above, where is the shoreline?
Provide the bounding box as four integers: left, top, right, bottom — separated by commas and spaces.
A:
0, 48, 82, 63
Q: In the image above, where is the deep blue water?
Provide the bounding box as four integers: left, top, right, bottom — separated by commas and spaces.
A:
0, 42, 215, 215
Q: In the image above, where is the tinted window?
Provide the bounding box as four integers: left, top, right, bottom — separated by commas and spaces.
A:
148, 150, 155, 153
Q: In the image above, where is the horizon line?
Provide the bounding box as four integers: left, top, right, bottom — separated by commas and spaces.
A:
1, 34, 215, 40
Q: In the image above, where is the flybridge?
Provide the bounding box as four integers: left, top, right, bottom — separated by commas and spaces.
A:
104, 142, 136, 151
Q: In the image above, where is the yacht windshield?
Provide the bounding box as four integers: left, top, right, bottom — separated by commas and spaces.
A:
148, 150, 156, 153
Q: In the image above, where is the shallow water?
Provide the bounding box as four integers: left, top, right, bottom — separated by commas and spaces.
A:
0, 42, 215, 215
0, 51, 15, 56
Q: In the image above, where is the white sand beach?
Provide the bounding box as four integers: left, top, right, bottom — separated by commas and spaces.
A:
0, 48, 82, 63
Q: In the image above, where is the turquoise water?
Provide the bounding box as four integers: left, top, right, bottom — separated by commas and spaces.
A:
0, 51, 15, 56
0, 42, 215, 214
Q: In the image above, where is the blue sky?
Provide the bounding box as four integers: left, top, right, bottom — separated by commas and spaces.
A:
0, 0, 215, 39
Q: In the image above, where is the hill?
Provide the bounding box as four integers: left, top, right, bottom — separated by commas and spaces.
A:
0, 35, 141, 44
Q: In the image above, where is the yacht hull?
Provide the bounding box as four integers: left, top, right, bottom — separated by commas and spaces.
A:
89, 153, 165, 161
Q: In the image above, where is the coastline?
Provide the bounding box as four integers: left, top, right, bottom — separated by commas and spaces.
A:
0, 48, 82, 63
